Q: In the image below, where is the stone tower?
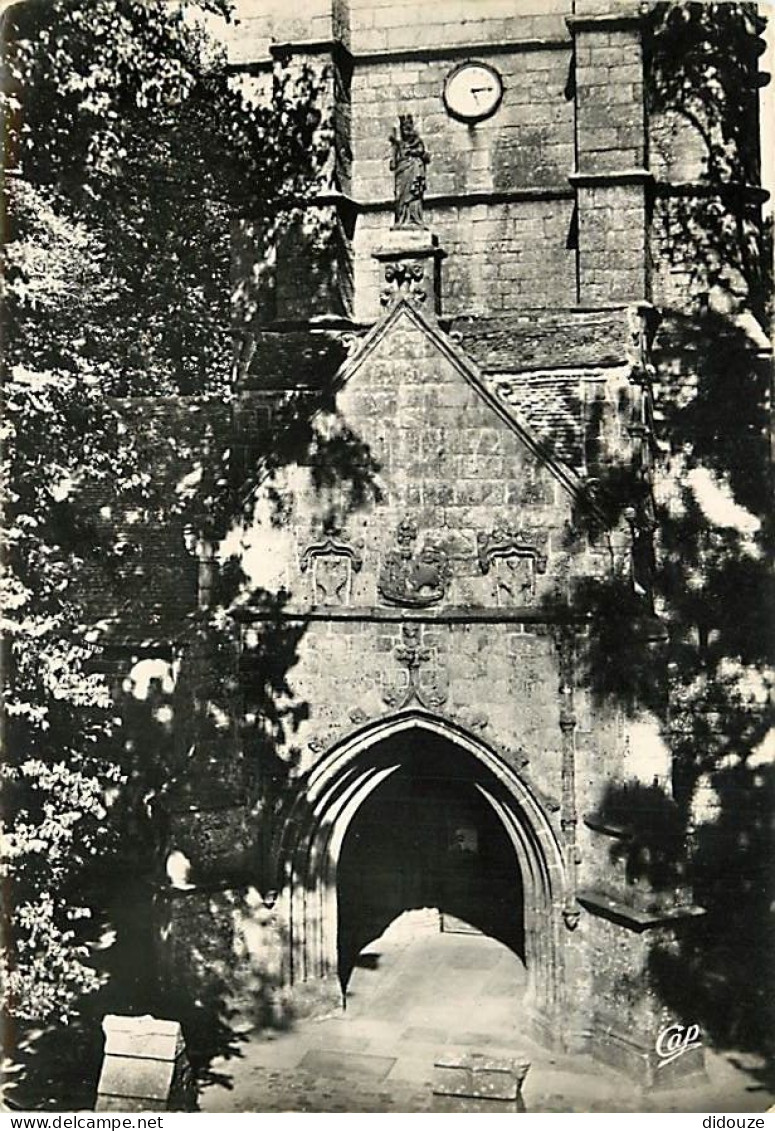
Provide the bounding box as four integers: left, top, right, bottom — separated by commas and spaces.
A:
143, 0, 770, 1084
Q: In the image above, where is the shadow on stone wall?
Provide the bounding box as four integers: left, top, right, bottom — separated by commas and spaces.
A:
1, 0, 381, 1106
564, 298, 772, 1061
4, 201, 382, 1118
561, 12, 773, 1063
545, 12, 772, 1047
95, 360, 384, 1092
645, 2, 770, 316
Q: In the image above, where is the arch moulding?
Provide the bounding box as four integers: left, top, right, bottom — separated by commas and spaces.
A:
275, 709, 571, 1047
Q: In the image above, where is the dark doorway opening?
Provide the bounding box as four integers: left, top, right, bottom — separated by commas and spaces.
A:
337, 731, 524, 992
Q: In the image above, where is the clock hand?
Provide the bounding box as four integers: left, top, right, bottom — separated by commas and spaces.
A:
470, 85, 495, 94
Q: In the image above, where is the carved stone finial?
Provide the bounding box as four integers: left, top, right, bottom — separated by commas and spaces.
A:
396, 518, 418, 555
389, 114, 430, 229
381, 260, 428, 308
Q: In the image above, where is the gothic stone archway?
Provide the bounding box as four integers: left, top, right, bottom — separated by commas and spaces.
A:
277, 711, 570, 1046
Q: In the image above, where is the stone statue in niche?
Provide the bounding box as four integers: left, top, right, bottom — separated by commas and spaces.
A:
624, 502, 657, 605
300, 536, 363, 606
378, 518, 450, 608
626, 300, 661, 379
389, 114, 430, 228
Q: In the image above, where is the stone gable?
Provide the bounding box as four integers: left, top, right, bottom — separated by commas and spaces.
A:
233, 301, 610, 609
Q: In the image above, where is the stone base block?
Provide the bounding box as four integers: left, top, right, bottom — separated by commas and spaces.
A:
591, 1024, 707, 1089
433, 1053, 530, 1112
96, 1015, 196, 1113
291, 975, 343, 1020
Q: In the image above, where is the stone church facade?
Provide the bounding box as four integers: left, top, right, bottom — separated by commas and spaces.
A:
102, 0, 767, 1086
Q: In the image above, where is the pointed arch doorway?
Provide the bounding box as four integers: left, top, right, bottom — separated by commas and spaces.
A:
279, 711, 568, 1045
336, 737, 525, 989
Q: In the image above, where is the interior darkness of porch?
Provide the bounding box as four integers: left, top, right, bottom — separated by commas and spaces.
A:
336, 731, 525, 994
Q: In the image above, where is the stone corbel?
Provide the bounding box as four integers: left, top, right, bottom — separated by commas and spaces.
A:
381, 260, 428, 307
562, 907, 581, 931
372, 230, 446, 315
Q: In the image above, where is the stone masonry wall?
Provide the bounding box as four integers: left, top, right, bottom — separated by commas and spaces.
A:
575, 182, 647, 306
224, 1, 581, 319
353, 199, 577, 321
349, 48, 574, 202
224, 0, 573, 63
223, 1, 765, 321
234, 310, 609, 607
231, 306, 625, 854
574, 24, 645, 175
264, 620, 565, 796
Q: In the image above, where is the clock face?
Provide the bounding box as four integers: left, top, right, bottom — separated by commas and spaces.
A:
443, 61, 503, 123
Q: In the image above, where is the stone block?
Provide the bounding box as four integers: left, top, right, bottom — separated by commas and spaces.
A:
96, 1015, 196, 1113
590, 1019, 707, 1090
433, 1053, 530, 1112
98, 1058, 175, 1104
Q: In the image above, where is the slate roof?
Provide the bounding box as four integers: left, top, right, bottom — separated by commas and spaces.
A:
444, 308, 634, 474
77, 308, 630, 644
486, 369, 593, 473
448, 307, 632, 373
241, 328, 351, 391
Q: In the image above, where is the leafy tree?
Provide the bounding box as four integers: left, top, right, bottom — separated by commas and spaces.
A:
0, 0, 328, 1042
3, 0, 327, 396
569, 1, 774, 1054
1, 219, 142, 1028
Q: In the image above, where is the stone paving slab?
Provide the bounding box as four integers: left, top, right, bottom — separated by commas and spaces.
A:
221, 1068, 432, 1113
400, 1025, 450, 1044
445, 949, 502, 970
383, 1058, 435, 1086
298, 1049, 397, 1082
313, 1031, 374, 1051
198, 924, 774, 1115
455, 1029, 519, 1046
199, 1047, 774, 1114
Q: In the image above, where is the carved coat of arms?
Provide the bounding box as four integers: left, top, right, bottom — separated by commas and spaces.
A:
477, 525, 548, 607
378, 519, 451, 608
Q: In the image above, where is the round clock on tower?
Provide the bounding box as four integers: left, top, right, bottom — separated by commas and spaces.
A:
442, 61, 504, 123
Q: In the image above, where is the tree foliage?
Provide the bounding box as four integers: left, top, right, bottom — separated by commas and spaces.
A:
3, 0, 327, 395
569, 2, 774, 1051
1, 0, 327, 1032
